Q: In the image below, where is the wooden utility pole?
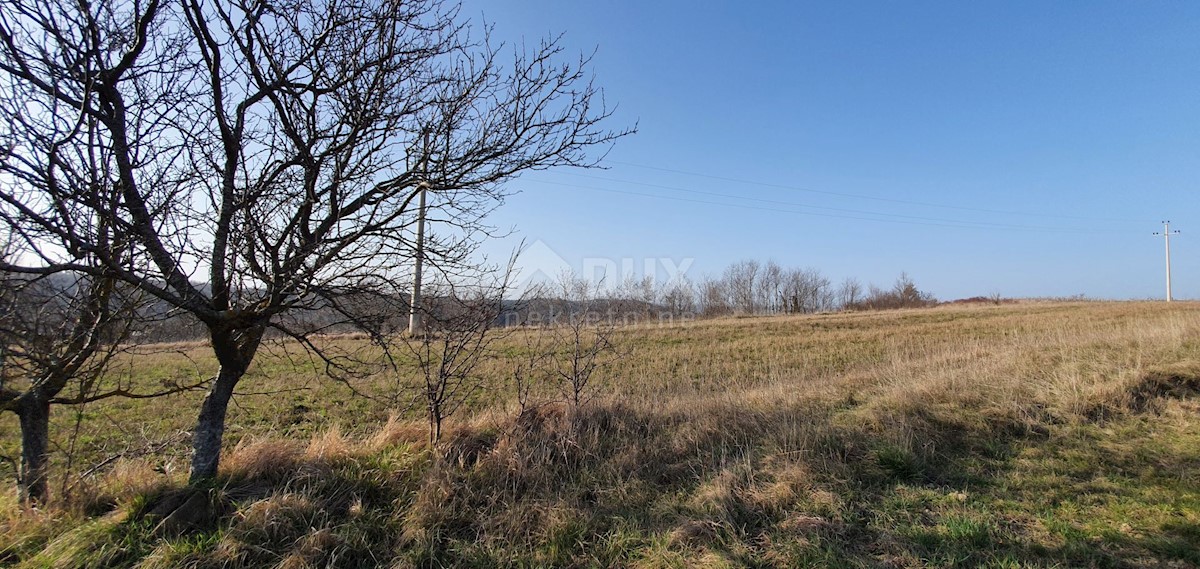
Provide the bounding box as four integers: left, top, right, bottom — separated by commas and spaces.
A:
409, 137, 430, 335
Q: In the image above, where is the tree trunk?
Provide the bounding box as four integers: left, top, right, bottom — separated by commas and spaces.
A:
189, 324, 264, 484
429, 401, 442, 447
189, 365, 241, 483
17, 395, 51, 506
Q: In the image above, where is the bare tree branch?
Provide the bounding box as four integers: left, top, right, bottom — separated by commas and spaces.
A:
1, 0, 631, 484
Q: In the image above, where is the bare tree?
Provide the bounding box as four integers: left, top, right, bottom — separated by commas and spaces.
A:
759, 260, 784, 314
724, 259, 761, 315
698, 275, 731, 317
0, 0, 628, 482
778, 267, 832, 314
0, 18, 189, 503
507, 310, 556, 416
547, 274, 618, 409
892, 272, 931, 306
838, 277, 863, 310
0, 265, 118, 505
504, 274, 622, 424
394, 267, 513, 447
615, 273, 656, 321
660, 276, 696, 319
812, 273, 836, 312
0, 243, 195, 504
855, 273, 936, 310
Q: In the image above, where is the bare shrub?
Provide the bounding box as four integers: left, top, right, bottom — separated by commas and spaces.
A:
547, 275, 620, 410
846, 272, 937, 311
393, 262, 517, 447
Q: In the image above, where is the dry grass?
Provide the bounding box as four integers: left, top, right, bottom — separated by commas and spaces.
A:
2, 301, 1199, 567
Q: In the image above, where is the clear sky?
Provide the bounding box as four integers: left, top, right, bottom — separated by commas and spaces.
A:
463, 1, 1199, 300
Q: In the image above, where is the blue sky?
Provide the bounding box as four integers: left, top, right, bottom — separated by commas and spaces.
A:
464, 1, 1199, 300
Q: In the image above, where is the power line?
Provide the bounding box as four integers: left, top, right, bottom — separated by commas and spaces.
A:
605, 160, 1153, 224
524, 178, 1127, 234
549, 172, 1123, 232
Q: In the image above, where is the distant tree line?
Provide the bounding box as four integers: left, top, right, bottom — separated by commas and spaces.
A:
522, 260, 938, 322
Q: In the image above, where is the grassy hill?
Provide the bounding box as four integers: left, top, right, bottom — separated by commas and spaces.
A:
2, 301, 1199, 568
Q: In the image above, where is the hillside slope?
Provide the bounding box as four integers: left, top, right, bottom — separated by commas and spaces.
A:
2, 302, 1199, 568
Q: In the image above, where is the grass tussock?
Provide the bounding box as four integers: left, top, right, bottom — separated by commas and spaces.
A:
2, 301, 1200, 567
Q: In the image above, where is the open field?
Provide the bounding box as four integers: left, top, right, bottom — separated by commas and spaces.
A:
2, 301, 1199, 568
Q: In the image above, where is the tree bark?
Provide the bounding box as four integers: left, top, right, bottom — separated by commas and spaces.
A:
189, 326, 263, 484
430, 405, 442, 447
17, 395, 51, 506
188, 365, 240, 484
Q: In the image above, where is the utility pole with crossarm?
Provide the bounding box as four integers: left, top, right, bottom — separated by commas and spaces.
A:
1153, 221, 1181, 302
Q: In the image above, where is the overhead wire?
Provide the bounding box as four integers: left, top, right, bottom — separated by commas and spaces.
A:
551, 172, 1130, 232
604, 160, 1154, 225
522, 178, 1129, 235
